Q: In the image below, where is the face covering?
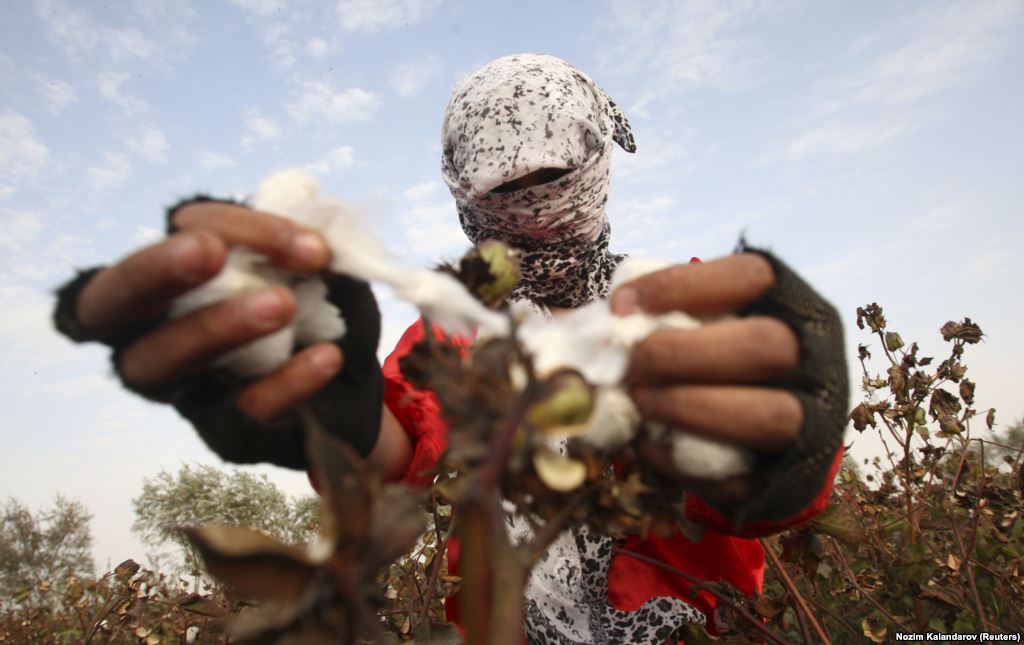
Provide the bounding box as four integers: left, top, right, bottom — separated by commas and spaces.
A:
441, 53, 636, 308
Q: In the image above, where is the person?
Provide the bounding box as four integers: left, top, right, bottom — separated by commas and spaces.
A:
54, 54, 847, 643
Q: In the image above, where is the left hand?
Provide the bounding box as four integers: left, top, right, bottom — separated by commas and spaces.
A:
611, 253, 803, 503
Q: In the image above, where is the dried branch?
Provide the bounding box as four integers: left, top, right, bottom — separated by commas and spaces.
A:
760, 539, 831, 645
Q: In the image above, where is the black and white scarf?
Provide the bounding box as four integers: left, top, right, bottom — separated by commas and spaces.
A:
441, 53, 636, 308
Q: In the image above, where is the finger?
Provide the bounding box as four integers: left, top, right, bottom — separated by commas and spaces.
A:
610, 253, 775, 316
633, 385, 801, 451
172, 202, 330, 272
628, 316, 799, 385
118, 286, 296, 390
76, 230, 227, 335
237, 343, 344, 421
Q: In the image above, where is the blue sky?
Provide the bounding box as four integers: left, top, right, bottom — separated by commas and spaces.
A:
1, 0, 1022, 569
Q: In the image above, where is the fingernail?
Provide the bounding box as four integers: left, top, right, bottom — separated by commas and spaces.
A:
610, 286, 638, 315
172, 235, 207, 282
310, 344, 342, 375
291, 232, 328, 268
247, 289, 288, 324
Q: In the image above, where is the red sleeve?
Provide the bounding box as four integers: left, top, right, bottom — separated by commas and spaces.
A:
382, 319, 472, 487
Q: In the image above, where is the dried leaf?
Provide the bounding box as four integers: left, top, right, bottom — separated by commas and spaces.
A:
862, 618, 888, 643
114, 559, 140, 579
959, 379, 975, 405
857, 304, 886, 332
369, 485, 428, 568
929, 389, 961, 420
921, 585, 966, 610
176, 592, 225, 618
849, 403, 876, 432
888, 364, 908, 402
301, 406, 374, 546
939, 415, 965, 435
181, 525, 316, 602
947, 553, 962, 571
808, 503, 863, 545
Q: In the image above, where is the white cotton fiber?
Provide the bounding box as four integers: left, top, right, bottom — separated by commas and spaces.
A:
169, 169, 751, 479
512, 257, 751, 478
169, 169, 506, 379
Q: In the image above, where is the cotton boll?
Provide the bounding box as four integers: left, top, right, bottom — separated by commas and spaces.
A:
670, 432, 752, 479
580, 387, 641, 449
609, 257, 672, 292
291, 279, 346, 345
392, 268, 510, 338
170, 249, 271, 316
252, 168, 322, 219
214, 326, 296, 378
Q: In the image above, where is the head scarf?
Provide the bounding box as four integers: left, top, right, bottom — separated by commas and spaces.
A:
441, 53, 636, 308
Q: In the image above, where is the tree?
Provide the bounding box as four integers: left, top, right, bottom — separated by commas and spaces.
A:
131, 464, 319, 576
0, 495, 95, 608
980, 417, 1024, 469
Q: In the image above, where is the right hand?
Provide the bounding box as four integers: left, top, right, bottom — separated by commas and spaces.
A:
76, 201, 345, 421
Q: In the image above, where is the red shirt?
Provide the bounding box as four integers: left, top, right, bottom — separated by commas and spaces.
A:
381, 318, 843, 632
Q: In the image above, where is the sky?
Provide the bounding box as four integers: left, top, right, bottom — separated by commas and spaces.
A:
1, 0, 1022, 571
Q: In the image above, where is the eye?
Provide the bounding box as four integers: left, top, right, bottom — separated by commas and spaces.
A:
491, 167, 572, 194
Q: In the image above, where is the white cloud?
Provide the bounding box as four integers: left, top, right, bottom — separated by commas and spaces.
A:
0, 186, 14, 200
197, 150, 238, 171
0, 210, 45, 251
390, 54, 441, 97
0, 218, 98, 284
227, 0, 286, 16
821, 1, 1021, 114
784, 121, 907, 161
98, 73, 151, 115
125, 126, 169, 163
784, 1, 1023, 161
87, 151, 132, 191
0, 112, 49, 187
598, 0, 758, 98
262, 21, 298, 68
225, 0, 302, 67
305, 145, 356, 175
34, 78, 78, 115
242, 108, 281, 147
403, 181, 440, 202
336, 0, 440, 33
286, 81, 380, 124
399, 202, 466, 261
613, 138, 685, 179
306, 38, 329, 59
34, 0, 163, 67
327, 145, 355, 169
133, 225, 163, 244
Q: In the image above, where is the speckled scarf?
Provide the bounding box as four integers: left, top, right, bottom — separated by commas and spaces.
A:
441, 53, 636, 308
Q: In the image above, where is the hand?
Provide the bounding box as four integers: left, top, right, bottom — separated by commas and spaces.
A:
611, 254, 803, 503
75, 201, 343, 421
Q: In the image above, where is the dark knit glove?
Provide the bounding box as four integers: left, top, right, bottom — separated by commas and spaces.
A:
709, 245, 849, 526
52, 196, 384, 469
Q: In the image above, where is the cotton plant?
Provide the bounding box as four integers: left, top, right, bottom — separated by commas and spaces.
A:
171, 169, 750, 481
